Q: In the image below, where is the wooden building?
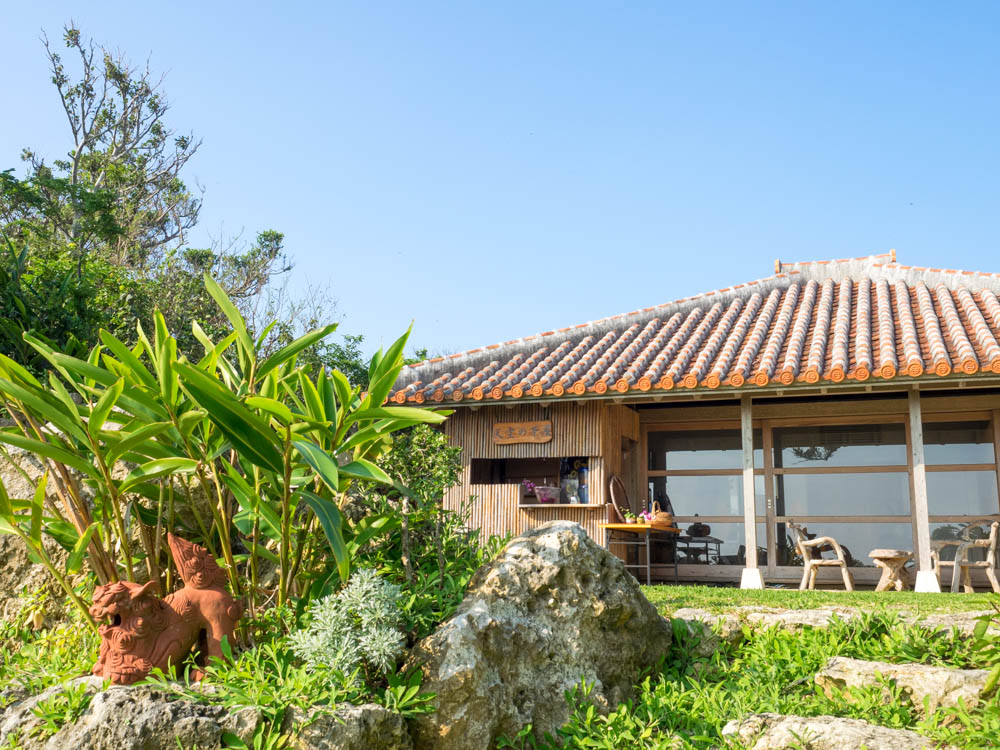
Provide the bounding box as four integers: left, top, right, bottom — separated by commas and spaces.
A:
390, 254, 1000, 590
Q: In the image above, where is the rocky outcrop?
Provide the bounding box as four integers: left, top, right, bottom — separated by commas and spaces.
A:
0, 448, 68, 626
815, 656, 991, 715
0, 676, 261, 750
0, 534, 66, 626
722, 713, 955, 750
408, 520, 673, 750
283, 705, 412, 750
671, 607, 743, 654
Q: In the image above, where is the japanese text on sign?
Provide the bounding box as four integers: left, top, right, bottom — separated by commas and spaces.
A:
492, 420, 553, 445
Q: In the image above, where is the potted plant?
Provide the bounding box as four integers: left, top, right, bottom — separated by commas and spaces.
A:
624, 511, 637, 524
521, 479, 537, 500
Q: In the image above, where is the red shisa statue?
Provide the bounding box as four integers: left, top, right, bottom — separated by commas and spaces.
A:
90, 533, 243, 685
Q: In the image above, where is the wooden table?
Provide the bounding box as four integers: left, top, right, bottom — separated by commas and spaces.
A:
600, 523, 680, 585
869, 548, 912, 592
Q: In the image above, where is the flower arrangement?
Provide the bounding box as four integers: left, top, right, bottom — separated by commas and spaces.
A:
639, 510, 653, 524
521, 479, 536, 496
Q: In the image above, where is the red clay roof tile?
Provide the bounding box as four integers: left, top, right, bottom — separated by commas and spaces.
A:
392, 255, 1000, 402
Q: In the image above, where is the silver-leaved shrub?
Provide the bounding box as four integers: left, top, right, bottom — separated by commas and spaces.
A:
290, 568, 405, 680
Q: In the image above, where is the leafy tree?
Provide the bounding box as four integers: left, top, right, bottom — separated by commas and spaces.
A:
0, 23, 304, 371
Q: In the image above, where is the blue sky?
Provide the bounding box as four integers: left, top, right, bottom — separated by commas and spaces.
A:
4, 2, 1000, 357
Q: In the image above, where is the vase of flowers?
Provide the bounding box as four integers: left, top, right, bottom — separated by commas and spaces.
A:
521, 479, 536, 501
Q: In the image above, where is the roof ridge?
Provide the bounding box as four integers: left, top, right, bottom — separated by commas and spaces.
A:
775, 251, 896, 275
404, 267, 795, 371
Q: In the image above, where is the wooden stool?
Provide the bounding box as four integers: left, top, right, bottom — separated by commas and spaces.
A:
869, 549, 912, 592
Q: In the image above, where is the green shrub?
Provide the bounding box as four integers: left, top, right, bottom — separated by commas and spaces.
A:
290, 568, 405, 682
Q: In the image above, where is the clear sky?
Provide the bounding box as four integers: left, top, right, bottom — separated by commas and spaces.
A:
4, 2, 1000, 357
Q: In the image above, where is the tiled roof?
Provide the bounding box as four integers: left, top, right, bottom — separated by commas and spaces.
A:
390, 253, 1000, 404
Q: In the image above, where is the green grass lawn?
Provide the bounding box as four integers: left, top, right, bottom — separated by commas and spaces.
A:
503, 594, 1000, 748
642, 584, 997, 617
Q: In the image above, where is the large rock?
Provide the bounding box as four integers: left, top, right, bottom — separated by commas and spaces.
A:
0, 446, 83, 626
815, 656, 991, 715
283, 704, 412, 750
408, 520, 673, 750
722, 713, 955, 750
0, 534, 66, 626
0, 676, 261, 750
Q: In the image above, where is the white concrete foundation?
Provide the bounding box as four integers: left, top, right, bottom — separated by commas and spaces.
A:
740, 567, 765, 589
914, 570, 941, 593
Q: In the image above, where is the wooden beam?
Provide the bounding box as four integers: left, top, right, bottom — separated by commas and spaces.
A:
740, 395, 764, 588
909, 390, 940, 592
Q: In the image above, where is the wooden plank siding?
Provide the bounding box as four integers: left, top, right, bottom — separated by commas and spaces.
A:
442, 402, 638, 543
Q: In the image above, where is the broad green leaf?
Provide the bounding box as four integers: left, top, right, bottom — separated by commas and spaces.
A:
296, 489, 349, 583
66, 522, 99, 574
256, 324, 338, 380
177, 410, 207, 439
99, 330, 156, 389
318, 369, 337, 423
88, 378, 124, 438
175, 362, 283, 474
298, 372, 325, 422
0, 475, 10, 517
120, 458, 199, 493
345, 406, 448, 427
106, 422, 173, 464
0, 353, 41, 388
246, 396, 294, 424
204, 274, 254, 373
29, 472, 46, 545
338, 458, 392, 485
293, 440, 339, 493
347, 513, 401, 553
24, 333, 117, 387
0, 378, 89, 446
0, 431, 96, 477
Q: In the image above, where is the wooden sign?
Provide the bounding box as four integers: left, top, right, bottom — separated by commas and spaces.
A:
492, 420, 552, 445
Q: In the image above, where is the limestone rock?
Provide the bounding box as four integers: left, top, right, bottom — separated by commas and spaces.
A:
283, 704, 412, 750
908, 610, 1000, 637
408, 520, 672, 750
815, 656, 990, 715
0, 447, 70, 626
0, 533, 67, 626
0, 676, 262, 750
739, 607, 858, 631
671, 607, 743, 653
722, 713, 954, 750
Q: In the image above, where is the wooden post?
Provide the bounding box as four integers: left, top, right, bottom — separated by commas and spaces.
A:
909, 390, 940, 592
740, 395, 764, 589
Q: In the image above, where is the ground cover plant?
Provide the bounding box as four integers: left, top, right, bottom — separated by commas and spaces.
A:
500, 590, 1000, 749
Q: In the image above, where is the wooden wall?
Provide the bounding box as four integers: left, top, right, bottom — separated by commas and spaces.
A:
442, 401, 639, 543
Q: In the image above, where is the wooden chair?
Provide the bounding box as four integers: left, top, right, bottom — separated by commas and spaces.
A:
607, 474, 629, 523
932, 519, 1000, 593
787, 522, 854, 591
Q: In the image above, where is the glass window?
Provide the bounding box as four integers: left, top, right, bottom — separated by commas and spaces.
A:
648, 475, 765, 516
927, 471, 999, 516
775, 522, 913, 567
648, 429, 762, 471
773, 424, 906, 468
775, 472, 911, 516
923, 421, 995, 465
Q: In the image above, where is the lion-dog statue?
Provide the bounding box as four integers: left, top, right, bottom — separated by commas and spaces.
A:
90, 533, 243, 685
